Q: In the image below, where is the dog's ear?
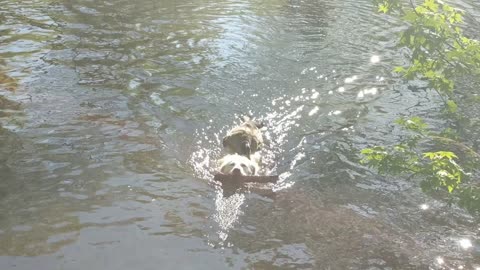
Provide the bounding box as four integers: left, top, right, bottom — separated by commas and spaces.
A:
241, 114, 264, 128
241, 115, 251, 123
241, 141, 251, 157
222, 136, 228, 148
254, 121, 265, 129
249, 163, 256, 175
217, 157, 225, 168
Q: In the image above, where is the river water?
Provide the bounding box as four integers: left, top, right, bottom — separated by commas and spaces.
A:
0, 0, 479, 269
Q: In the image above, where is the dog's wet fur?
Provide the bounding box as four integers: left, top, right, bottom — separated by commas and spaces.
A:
217, 116, 264, 176
222, 116, 264, 158
217, 154, 259, 176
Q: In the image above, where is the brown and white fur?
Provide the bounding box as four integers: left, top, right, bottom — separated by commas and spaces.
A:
222, 116, 264, 159
217, 154, 259, 176
217, 116, 264, 176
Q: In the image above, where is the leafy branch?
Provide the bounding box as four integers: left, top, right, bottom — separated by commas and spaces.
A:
362, 0, 480, 214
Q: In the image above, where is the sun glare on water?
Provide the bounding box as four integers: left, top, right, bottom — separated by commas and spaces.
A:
370, 55, 380, 63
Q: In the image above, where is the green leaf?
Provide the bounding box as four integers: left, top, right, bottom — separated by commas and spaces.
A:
393, 66, 406, 73
378, 4, 388, 13
423, 151, 458, 160
446, 100, 458, 113
396, 116, 428, 133
442, 4, 453, 12
415, 6, 428, 14
424, 0, 439, 12
371, 0, 479, 214
403, 11, 418, 22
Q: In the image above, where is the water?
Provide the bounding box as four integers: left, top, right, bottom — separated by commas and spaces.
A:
0, 0, 479, 269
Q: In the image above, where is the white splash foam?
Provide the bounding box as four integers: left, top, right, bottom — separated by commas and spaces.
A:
214, 192, 245, 242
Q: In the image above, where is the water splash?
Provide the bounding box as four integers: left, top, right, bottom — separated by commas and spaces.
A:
213, 192, 245, 242
188, 67, 388, 244
188, 96, 310, 243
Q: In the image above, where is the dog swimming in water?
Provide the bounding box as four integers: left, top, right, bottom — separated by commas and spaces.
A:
217, 116, 264, 176
222, 116, 264, 159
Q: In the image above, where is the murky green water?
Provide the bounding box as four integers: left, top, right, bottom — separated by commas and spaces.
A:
0, 0, 479, 269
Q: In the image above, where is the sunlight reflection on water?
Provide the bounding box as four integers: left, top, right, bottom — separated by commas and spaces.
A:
436, 256, 444, 265
420, 203, 430, 210
459, 238, 473, 249
2, 0, 480, 267
357, 87, 378, 99
370, 55, 380, 63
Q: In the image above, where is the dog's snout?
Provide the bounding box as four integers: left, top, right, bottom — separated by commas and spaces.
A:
232, 168, 242, 175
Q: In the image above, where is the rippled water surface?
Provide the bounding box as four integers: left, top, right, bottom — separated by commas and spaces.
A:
1, 0, 479, 269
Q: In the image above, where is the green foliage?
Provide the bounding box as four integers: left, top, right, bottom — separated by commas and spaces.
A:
364, 0, 480, 214
378, 0, 480, 110
395, 116, 428, 133
422, 151, 465, 193
373, 0, 401, 13
361, 119, 466, 192
361, 145, 420, 175
446, 99, 457, 113
400, 4, 461, 97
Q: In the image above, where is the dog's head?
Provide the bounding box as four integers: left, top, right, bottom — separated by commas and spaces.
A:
218, 154, 258, 176
241, 115, 264, 129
